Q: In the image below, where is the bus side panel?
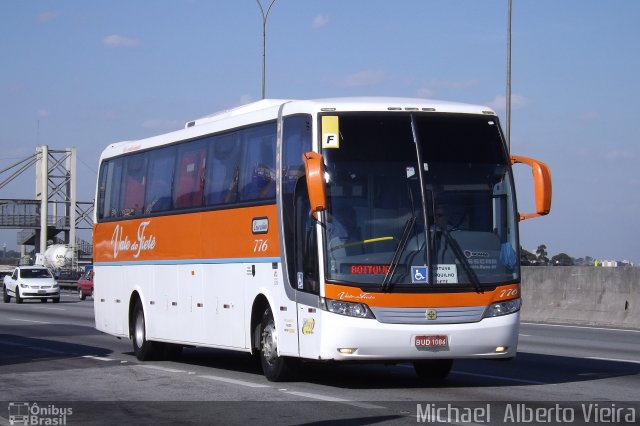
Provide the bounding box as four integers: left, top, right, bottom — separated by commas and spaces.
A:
149, 265, 172, 340
203, 263, 246, 348
94, 265, 128, 338
149, 264, 204, 344
244, 262, 300, 357
275, 264, 300, 357
93, 266, 109, 334
177, 264, 204, 343
298, 301, 322, 359
186, 264, 206, 344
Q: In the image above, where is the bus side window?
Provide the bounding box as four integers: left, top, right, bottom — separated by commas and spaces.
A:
98, 159, 123, 220
240, 123, 276, 202
174, 142, 206, 209
205, 133, 241, 205
144, 146, 175, 214
122, 153, 147, 216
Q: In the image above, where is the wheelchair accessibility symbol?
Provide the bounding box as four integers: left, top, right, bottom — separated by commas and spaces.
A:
411, 266, 428, 283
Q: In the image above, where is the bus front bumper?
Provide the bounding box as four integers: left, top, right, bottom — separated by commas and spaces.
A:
314, 311, 519, 361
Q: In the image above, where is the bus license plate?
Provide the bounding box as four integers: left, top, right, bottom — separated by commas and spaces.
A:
415, 335, 449, 351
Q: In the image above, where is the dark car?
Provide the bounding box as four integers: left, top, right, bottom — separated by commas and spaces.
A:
77, 267, 93, 300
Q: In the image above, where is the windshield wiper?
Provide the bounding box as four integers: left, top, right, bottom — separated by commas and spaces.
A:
381, 216, 416, 292
440, 230, 483, 293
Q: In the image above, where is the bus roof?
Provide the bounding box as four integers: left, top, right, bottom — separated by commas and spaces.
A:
99, 97, 496, 161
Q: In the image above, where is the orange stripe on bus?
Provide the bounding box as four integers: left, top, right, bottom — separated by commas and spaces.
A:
93, 205, 280, 262
325, 283, 520, 308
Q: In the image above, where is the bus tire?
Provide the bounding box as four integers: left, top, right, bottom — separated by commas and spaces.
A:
413, 359, 453, 381
259, 307, 295, 381
132, 300, 160, 361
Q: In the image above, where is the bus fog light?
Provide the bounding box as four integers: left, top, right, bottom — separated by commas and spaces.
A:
483, 298, 521, 318
338, 348, 356, 354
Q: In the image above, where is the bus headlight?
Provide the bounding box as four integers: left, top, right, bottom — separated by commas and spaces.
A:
483, 298, 521, 318
321, 298, 375, 319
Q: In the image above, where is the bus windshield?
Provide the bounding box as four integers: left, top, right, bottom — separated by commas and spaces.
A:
321, 112, 519, 290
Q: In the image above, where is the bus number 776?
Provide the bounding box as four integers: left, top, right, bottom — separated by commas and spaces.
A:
253, 239, 269, 253
500, 288, 519, 298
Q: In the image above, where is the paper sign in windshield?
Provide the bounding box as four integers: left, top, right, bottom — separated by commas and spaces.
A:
321, 116, 340, 148
435, 264, 458, 283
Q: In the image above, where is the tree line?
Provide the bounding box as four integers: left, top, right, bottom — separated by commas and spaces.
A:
520, 245, 633, 267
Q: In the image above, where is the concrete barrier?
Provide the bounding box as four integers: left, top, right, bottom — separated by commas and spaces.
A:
520, 266, 640, 330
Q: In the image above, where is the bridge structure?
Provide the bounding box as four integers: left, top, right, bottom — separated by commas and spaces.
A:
0, 146, 94, 268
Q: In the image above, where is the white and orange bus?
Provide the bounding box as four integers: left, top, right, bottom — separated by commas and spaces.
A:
93, 97, 551, 381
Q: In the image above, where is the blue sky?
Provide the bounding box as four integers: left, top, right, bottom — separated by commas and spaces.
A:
1, 1, 639, 263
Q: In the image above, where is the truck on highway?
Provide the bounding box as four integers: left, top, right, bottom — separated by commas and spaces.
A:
35, 244, 74, 274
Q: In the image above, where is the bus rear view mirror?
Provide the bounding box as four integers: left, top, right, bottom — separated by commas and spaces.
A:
511, 155, 552, 221
303, 152, 327, 220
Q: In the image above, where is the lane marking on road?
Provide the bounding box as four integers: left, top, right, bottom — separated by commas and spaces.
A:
281, 390, 385, 409
9, 318, 51, 324
82, 355, 117, 362
452, 371, 548, 385
39, 307, 66, 311
521, 322, 640, 333
398, 364, 547, 385
199, 374, 271, 388
586, 356, 640, 365
137, 364, 190, 374
519, 334, 532, 337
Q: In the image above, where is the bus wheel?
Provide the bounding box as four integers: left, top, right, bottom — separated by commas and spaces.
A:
259, 307, 294, 381
132, 300, 160, 361
413, 359, 453, 381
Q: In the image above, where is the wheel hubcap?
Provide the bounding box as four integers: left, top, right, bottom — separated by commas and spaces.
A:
261, 322, 277, 364
135, 311, 145, 348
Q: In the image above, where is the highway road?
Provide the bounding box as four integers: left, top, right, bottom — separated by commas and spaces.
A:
1, 292, 639, 425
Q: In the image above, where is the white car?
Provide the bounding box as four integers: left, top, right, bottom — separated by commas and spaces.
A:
2, 266, 60, 304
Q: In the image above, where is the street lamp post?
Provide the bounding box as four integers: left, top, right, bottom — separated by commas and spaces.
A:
257, 0, 277, 99
506, 0, 512, 152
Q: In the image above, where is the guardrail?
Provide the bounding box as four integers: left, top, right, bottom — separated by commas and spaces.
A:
58, 279, 78, 290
